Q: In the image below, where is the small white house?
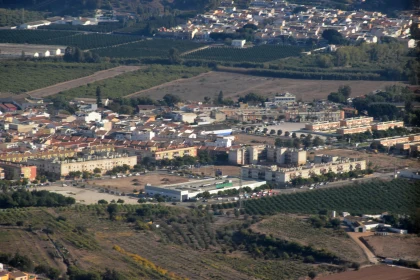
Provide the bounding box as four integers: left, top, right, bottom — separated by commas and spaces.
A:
40, 50, 50, 57
19, 20, 51, 29
232, 39, 246, 48
33, 52, 39, 58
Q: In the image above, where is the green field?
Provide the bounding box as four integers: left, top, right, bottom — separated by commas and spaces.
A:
0, 30, 74, 44
93, 39, 204, 58
56, 65, 209, 99
245, 180, 420, 215
0, 30, 141, 49
184, 45, 303, 63
0, 61, 113, 94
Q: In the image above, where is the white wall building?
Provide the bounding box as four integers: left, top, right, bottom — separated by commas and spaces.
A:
232, 39, 246, 47
77, 111, 102, 122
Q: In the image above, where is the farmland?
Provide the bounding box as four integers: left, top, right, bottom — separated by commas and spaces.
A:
245, 180, 420, 215
127, 71, 403, 101
252, 214, 367, 263
320, 265, 420, 280
184, 45, 303, 63
362, 235, 420, 261
0, 61, 115, 95
0, 30, 142, 49
94, 39, 204, 58
56, 65, 209, 99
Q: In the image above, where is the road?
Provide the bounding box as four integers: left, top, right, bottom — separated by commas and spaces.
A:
347, 232, 379, 264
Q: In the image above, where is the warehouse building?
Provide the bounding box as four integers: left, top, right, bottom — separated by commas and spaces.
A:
145, 178, 266, 202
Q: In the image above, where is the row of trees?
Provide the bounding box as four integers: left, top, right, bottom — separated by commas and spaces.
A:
275, 134, 325, 149
63, 46, 101, 63
0, 190, 75, 208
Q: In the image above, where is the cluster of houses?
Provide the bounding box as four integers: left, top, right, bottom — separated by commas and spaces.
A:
158, 0, 416, 47
343, 212, 408, 234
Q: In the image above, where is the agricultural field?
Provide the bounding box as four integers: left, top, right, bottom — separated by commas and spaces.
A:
0, 61, 114, 95
245, 179, 420, 215
0, 30, 73, 44
362, 235, 420, 261
127, 71, 402, 102
320, 265, 420, 280
252, 214, 367, 263
57, 65, 209, 99
94, 39, 204, 58
184, 45, 303, 63
0, 30, 142, 50
40, 33, 143, 50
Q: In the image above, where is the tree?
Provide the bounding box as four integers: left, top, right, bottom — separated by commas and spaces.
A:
93, 168, 101, 174
338, 85, 352, 98
217, 91, 224, 105
322, 29, 345, 44
275, 138, 284, 147
168, 47, 181, 64
312, 136, 325, 147
21, 50, 25, 58
308, 271, 317, 279
292, 132, 297, 138
119, 105, 134, 115
269, 129, 276, 135
73, 47, 84, 62
102, 268, 122, 280
284, 131, 290, 137
163, 94, 181, 107
96, 86, 102, 107
98, 199, 108, 205
107, 204, 118, 220
277, 129, 283, 136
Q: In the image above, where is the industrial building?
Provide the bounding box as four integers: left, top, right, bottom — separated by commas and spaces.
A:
145, 177, 266, 202
27, 153, 137, 177
241, 158, 366, 185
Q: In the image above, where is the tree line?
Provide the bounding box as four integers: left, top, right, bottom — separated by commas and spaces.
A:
0, 190, 75, 208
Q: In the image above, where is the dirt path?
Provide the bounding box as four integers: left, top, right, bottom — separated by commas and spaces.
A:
125, 71, 213, 98
347, 232, 378, 264
25, 65, 141, 98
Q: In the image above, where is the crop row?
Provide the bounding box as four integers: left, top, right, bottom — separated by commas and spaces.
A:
0, 30, 74, 44
184, 45, 303, 63
245, 180, 420, 215
93, 39, 204, 58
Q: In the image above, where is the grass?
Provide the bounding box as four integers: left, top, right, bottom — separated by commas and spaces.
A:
56, 65, 209, 99
0, 61, 114, 94
253, 214, 367, 263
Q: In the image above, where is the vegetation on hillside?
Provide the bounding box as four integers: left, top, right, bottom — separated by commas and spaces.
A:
0, 190, 75, 208
0, 8, 44, 27
0, 61, 113, 94
245, 180, 420, 216
54, 65, 209, 99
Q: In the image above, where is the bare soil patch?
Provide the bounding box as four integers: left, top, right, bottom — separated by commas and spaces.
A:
314, 149, 420, 171
234, 133, 276, 145
129, 71, 403, 101
363, 235, 420, 261
320, 265, 420, 280
25, 65, 141, 98
90, 173, 189, 193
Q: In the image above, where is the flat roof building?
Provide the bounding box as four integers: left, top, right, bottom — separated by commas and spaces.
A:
145, 177, 266, 202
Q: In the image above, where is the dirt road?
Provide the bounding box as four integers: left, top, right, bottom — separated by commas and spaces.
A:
25, 65, 141, 98
347, 232, 378, 264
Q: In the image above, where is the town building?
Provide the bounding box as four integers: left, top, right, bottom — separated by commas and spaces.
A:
264, 93, 296, 107
153, 146, 197, 160
371, 121, 404, 130
241, 158, 366, 185
340, 117, 373, 127
27, 153, 137, 177
266, 147, 306, 166
145, 177, 265, 202
336, 125, 372, 135
0, 162, 37, 181
305, 121, 341, 131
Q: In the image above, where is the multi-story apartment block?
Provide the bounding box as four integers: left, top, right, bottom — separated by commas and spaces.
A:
266, 147, 307, 166
228, 145, 266, 165
241, 159, 366, 185
264, 93, 296, 107
153, 146, 197, 160
336, 125, 372, 135
285, 110, 344, 122
27, 153, 137, 177
371, 121, 404, 131
0, 162, 37, 181
305, 121, 341, 131
340, 117, 373, 127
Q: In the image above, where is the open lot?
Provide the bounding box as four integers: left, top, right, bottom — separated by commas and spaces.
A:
88, 173, 189, 193
128, 71, 403, 101
320, 265, 420, 280
363, 235, 420, 262
314, 149, 420, 171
